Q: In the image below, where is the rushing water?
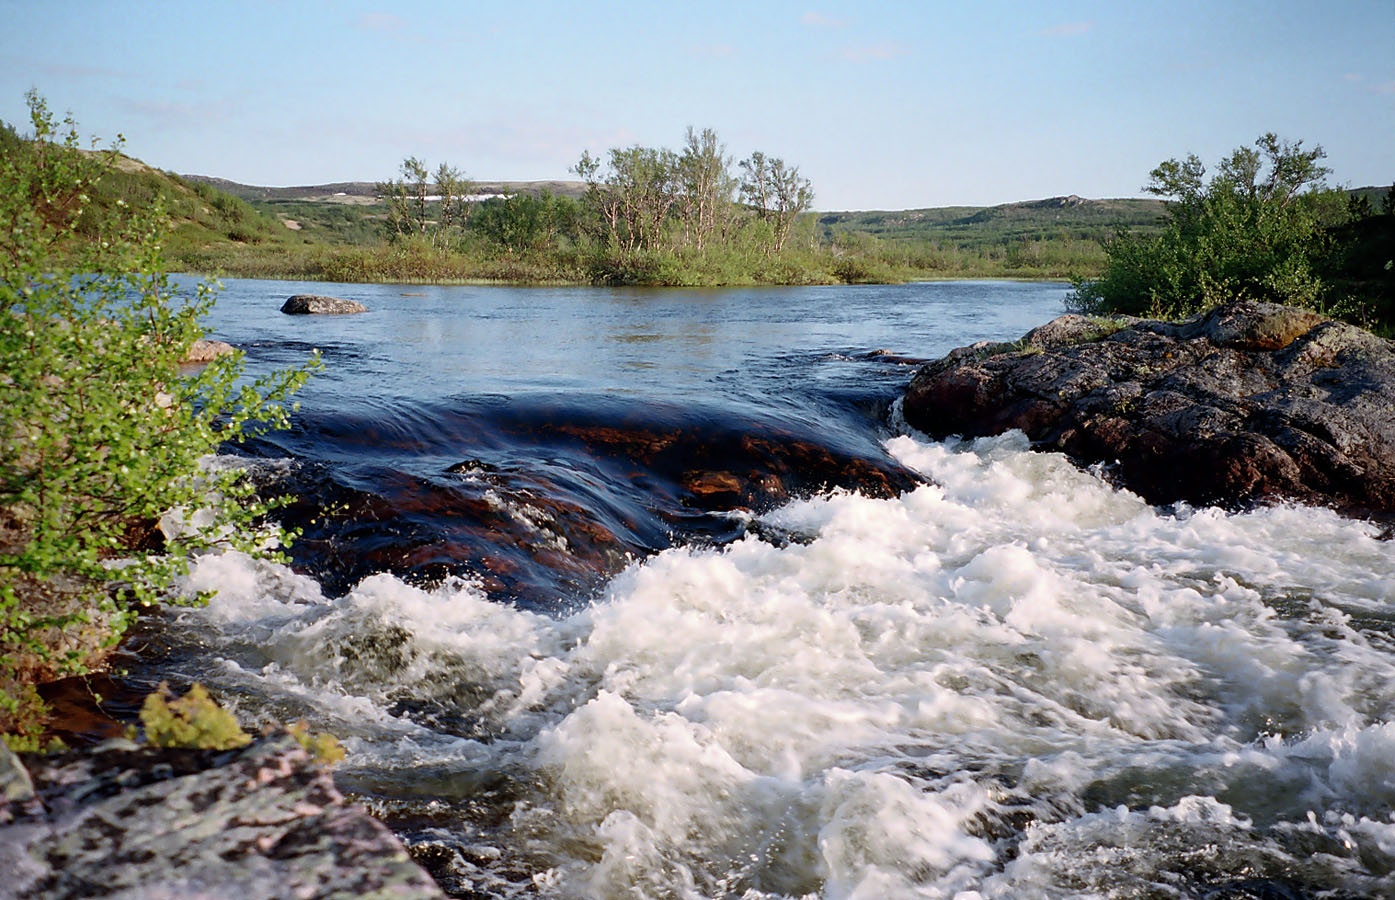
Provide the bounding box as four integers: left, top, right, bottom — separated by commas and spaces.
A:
124, 278, 1394, 899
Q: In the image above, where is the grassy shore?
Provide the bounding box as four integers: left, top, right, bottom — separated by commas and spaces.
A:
167, 233, 1108, 287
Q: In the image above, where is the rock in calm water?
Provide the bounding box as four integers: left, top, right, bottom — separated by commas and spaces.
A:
0, 734, 445, 900
281, 294, 368, 315
179, 338, 235, 363
903, 301, 1395, 515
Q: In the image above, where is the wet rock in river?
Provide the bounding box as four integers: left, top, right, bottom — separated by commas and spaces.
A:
903, 300, 1395, 516
178, 337, 235, 363
282, 294, 368, 315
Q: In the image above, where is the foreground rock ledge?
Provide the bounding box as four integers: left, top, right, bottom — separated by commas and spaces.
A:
0, 736, 444, 900
281, 294, 368, 315
903, 301, 1395, 515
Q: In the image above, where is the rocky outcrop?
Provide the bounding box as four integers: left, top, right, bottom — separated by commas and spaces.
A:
903, 301, 1395, 515
0, 735, 444, 900
281, 295, 368, 315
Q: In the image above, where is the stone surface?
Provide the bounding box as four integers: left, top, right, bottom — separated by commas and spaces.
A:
0, 734, 445, 900
0, 742, 34, 804
903, 301, 1395, 515
178, 338, 235, 364
281, 294, 368, 315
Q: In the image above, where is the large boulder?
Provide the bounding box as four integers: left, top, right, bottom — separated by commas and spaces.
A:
0, 734, 445, 900
903, 301, 1395, 515
281, 294, 368, 315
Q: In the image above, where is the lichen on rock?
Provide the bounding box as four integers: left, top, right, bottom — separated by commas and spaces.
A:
281, 295, 368, 315
0, 734, 444, 900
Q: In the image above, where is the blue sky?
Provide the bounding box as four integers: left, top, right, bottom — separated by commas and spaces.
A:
1, 0, 1391, 210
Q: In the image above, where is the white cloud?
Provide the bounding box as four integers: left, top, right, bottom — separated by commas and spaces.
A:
115, 96, 244, 127
31, 59, 133, 80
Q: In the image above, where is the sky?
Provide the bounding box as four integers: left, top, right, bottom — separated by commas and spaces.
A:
1, 0, 1391, 211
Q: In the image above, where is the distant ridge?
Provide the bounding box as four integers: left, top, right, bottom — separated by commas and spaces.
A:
815, 196, 1169, 247
182, 175, 590, 204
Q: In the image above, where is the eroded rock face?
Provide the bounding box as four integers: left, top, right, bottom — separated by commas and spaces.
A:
0, 735, 444, 900
281, 294, 368, 315
903, 301, 1395, 515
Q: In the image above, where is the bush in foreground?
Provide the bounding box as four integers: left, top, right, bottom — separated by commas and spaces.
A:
0, 93, 318, 740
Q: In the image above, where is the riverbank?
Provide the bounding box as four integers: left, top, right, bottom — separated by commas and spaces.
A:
166, 238, 1098, 288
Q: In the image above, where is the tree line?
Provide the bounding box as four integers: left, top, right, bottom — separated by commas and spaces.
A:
374, 127, 814, 260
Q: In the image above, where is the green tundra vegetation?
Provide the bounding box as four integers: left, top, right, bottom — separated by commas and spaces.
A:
195, 174, 1169, 284
7, 98, 1387, 300
1068, 134, 1395, 334
0, 93, 318, 745
73, 124, 1170, 286
343, 127, 846, 285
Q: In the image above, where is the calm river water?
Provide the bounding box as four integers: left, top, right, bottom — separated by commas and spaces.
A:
127, 277, 1394, 899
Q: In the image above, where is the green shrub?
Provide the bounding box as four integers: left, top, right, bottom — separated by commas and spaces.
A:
287, 719, 347, 764
135, 682, 346, 762
1069, 133, 1349, 320
0, 92, 319, 736
138, 682, 251, 750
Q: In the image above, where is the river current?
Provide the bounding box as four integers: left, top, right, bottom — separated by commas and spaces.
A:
126, 278, 1394, 899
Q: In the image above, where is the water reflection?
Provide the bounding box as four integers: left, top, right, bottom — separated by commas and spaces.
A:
191, 278, 1069, 410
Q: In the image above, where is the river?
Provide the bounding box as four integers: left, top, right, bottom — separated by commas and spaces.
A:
122, 277, 1395, 899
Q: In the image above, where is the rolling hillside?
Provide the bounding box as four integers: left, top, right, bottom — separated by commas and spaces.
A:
39, 140, 1384, 285
182, 175, 1173, 255
818, 195, 1167, 251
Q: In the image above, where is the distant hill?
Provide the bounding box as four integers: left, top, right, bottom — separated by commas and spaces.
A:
182, 176, 590, 204
98, 160, 1395, 281
179, 176, 594, 246
818, 196, 1169, 252
180, 177, 1180, 251
51, 153, 307, 254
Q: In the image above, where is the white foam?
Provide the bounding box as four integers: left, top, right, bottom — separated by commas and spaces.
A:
169, 431, 1395, 898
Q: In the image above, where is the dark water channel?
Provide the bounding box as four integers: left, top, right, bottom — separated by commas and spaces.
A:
201, 279, 1066, 605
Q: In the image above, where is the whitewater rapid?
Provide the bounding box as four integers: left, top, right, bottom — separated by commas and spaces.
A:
168, 432, 1395, 899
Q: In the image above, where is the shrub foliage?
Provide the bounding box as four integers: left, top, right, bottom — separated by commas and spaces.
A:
1068, 134, 1351, 319
138, 682, 251, 750
0, 93, 317, 735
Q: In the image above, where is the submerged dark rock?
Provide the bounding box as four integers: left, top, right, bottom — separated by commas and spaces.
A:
245, 404, 923, 606
282, 294, 368, 315
0, 734, 445, 900
903, 301, 1395, 515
